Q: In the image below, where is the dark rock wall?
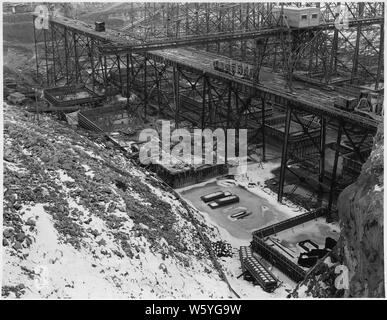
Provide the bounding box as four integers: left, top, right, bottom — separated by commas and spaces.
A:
337, 124, 384, 297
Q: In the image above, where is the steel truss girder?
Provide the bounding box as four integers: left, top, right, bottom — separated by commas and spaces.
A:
277, 107, 376, 214
111, 2, 383, 88
35, 2, 384, 95
33, 17, 380, 131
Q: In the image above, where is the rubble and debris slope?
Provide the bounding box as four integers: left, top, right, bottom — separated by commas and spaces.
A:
2, 104, 239, 299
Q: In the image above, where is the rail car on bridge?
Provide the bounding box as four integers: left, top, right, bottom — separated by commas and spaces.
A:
213, 60, 255, 81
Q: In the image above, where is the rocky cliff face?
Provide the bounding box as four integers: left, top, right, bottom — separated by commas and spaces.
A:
292, 124, 384, 298
337, 124, 384, 297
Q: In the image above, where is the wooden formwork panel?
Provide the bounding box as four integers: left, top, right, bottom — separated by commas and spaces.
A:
44, 85, 103, 108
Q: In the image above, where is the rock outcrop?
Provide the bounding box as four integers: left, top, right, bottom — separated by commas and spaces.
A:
337, 124, 384, 297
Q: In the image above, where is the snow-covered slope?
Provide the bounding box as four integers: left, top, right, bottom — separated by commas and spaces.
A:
2, 104, 284, 299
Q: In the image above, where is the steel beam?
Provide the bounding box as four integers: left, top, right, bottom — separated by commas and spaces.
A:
328, 122, 343, 213
144, 56, 148, 116
351, 3, 365, 82
173, 66, 180, 128
126, 53, 130, 110
375, 22, 384, 90
73, 33, 79, 83
318, 116, 326, 182
278, 104, 292, 203
201, 75, 207, 129
32, 16, 40, 83
43, 29, 50, 86
261, 97, 266, 162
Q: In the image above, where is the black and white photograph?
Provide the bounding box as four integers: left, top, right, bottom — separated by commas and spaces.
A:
1, 1, 384, 302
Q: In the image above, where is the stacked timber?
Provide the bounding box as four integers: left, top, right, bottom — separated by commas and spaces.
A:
239, 246, 278, 292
